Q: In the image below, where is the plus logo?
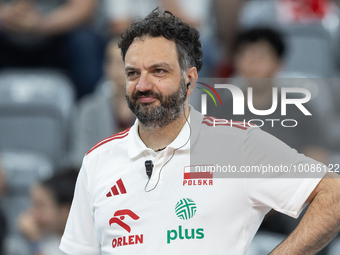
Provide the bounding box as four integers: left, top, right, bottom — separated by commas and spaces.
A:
175, 198, 197, 220
167, 198, 205, 244
109, 209, 143, 249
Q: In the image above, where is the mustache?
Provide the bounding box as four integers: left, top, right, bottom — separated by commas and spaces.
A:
131, 90, 162, 100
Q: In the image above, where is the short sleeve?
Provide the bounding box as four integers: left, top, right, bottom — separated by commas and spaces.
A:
294, 101, 327, 149
60, 164, 101, 255
243, 128, 325, 219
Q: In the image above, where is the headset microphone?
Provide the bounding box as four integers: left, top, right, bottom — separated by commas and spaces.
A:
145, 160, 153, 179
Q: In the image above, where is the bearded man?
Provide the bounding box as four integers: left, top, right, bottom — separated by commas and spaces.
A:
60, 9, 340, 255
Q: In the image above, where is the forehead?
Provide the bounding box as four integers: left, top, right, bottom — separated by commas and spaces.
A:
125, 36, 180, 69
31, 185, 53, 202
238, 40, 278, 57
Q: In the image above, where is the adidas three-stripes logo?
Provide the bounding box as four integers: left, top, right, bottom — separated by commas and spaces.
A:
106, 178, 127, 197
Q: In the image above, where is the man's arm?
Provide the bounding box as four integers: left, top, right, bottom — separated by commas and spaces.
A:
36, 0, 98, 35
0, 0, 97, 35
270, 172, 340, 254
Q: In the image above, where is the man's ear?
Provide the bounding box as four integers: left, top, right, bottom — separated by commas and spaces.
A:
185, 67, 198, 96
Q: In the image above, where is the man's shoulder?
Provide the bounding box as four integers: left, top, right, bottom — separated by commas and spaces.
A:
85, 128, 131, 157
198, 115, 277, 149
201, 115, 256, 135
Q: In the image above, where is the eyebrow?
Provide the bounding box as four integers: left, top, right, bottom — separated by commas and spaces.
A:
149, 62, 173, 71
125, 62, 174, 73
125, 66, 139, 73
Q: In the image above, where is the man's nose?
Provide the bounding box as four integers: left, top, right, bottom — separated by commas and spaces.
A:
136, 73, 153, 92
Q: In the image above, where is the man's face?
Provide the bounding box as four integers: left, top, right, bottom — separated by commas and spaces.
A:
105, 42, 125, 87
31, 185, 60, 232
124, 36, 187, 128
235, 40, 282, 79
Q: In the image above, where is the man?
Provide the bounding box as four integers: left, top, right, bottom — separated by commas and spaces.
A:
208, 27, 331, 253
198, 27, 328, 165
60, 9, 340, 254
71, 39, 135, 167
18, 169, 78, 255
233, 27, 329, 240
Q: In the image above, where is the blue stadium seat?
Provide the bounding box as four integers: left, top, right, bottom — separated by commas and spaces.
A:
1, 150, 53, 234
246, 231, 286, 255
0, 69, 76, 168
1, 150, 54, 255
239, 0, 340, 77
329, 237, 340, 255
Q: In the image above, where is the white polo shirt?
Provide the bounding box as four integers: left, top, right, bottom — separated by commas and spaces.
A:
60, 106, 324, 255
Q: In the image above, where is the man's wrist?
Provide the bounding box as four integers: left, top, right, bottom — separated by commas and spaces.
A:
34, 15, 48, 35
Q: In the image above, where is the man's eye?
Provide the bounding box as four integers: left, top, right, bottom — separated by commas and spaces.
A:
154, 69, 166, 74
127, 71, 137, 77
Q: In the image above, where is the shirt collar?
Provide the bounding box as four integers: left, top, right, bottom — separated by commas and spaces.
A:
128, 105, 203, 159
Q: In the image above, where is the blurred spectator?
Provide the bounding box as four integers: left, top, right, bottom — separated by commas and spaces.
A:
199, 27, 330, 254
71, 39, 135, 167
234, 27, 284, 79
17, 169, 78, 255
212, 0, 248, 77
213, 0, 340, 78
219, 27, 328, 164
105, 0, 209, 37
0, 0, 103, 98
105, 0, 220, 76
0, 159, 7, 255
237, 27, 330, 254
276, 0, 333, 23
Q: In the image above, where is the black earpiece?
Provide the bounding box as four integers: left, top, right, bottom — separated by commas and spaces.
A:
186, 82, 191, 89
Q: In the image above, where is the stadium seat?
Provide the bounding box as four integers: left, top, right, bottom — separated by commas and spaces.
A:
277, 73, 340, 157
1, 150, 54, 234
69, 79, 115, 167
282, 26, 336, 77
239, 0, 340, 77
1, 150, 54, 255
326, 78, 340, 163
329, 237, 340, 255
276, 72, 333, 114
276, 72, 334, 147
239, 0, 277, 28
246, 231, 286, 255
0, 69, 76, 168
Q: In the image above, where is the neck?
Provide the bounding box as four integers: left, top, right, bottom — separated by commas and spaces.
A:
247, 81, 274, 109
138, 104, 190, 151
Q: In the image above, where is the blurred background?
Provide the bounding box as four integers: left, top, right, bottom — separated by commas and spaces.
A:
0, 0, 340, 254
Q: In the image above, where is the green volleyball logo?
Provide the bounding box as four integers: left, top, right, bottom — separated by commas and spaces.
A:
175, 198, 197, 220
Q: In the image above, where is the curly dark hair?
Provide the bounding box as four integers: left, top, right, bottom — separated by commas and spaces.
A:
235, 27, 286, 59
119, 8, 203, 72
41, 168, 78, 206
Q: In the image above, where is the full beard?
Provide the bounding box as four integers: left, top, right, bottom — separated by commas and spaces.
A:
126, 78, 187, 129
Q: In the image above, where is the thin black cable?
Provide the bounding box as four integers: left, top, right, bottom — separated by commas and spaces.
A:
144, 103, 191, 192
